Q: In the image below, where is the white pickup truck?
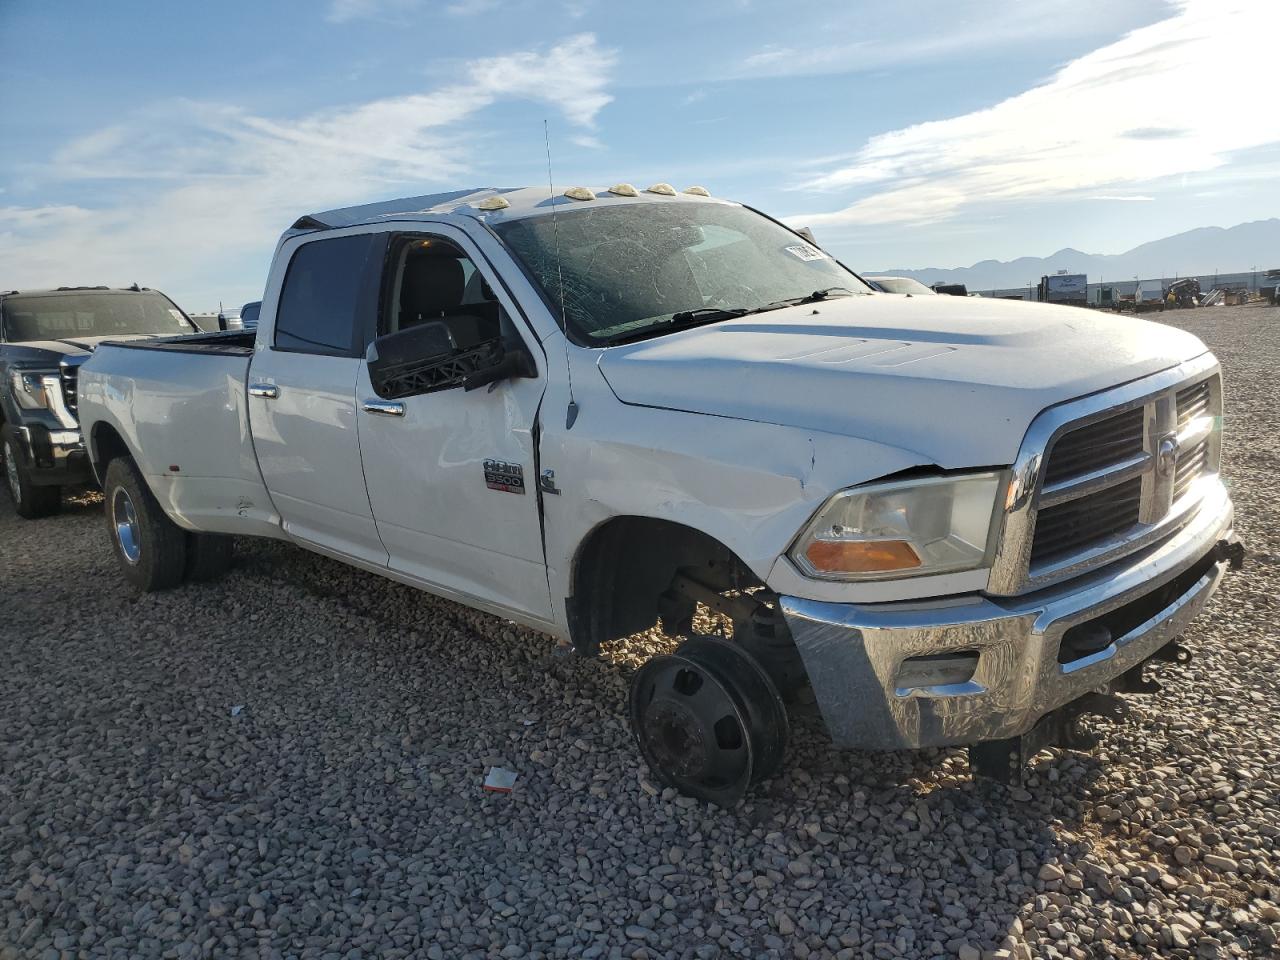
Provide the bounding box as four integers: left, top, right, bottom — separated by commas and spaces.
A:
78, 185, 1242, 804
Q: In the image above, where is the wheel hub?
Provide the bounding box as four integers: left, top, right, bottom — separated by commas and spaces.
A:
640, 696, 714, 780
112, 487, 141, 564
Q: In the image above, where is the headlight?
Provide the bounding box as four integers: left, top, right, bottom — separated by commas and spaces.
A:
791, 472, 1004, 580
9, 370, 59, 410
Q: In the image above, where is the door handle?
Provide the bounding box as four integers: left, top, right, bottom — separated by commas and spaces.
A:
363, 399, 405, 417
248, 383, 279, 399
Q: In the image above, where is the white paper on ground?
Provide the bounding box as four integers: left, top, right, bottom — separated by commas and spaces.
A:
483, 767, 519, 792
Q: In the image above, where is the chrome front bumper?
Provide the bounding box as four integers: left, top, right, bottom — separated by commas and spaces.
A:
14, 423, 90, 486
780, 483, 1237, 751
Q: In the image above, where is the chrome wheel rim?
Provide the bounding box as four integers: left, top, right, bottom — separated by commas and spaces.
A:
112, 487, 141, 564
3, 441, 20, 505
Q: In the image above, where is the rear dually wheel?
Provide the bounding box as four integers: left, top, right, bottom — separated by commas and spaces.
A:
103, 457, 187, 591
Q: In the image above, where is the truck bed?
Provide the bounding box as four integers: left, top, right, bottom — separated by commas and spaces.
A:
77, 339, 283, 538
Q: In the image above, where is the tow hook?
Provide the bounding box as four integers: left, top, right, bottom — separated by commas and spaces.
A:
1112, 638, 1192, 695
1149, 639, 1192, 665
969, 692, 1131, 785
973, 634, 1199, 785
1213, 538, 1246, 570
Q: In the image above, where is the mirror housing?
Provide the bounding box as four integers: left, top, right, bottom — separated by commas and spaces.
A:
462, 344, 536, 392
367, 320, 534, 399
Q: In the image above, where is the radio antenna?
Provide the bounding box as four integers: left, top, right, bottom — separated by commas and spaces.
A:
544, 119, 578, 429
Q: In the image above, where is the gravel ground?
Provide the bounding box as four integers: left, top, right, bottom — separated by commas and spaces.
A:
2, 303, 1278, 960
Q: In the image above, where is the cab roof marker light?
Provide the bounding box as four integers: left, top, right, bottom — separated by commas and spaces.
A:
683, 185, 711, 197
564, 186, 596, 201
475, 195, 510, 211
607, 183, 639, 197
645, 183, 677, 196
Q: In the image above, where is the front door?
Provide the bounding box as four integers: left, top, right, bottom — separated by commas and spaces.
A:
249, 231, 389, 567
354, 227, 552, 621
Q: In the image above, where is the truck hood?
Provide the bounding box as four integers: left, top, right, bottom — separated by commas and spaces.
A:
2, 334, 158, 365
596, 296, 1209, 467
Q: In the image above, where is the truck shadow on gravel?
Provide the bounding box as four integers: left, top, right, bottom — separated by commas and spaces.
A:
225, 533, 1112, 958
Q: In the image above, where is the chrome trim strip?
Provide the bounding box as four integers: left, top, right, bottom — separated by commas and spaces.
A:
1142, 389, 1177, 523
894, 680, 986, 699
1039, 451, 1152, 508
40, 373, 79, 430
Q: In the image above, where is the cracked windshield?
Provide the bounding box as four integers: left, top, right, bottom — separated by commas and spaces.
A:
496, 202, 868, 345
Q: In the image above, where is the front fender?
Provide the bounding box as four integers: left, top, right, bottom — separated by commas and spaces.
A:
538, 374, 931, 616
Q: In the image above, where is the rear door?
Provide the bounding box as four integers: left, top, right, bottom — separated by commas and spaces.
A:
353, 225, 552, 621
248, 231, 389, 566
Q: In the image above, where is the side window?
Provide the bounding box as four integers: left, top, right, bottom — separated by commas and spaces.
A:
275, 234, 380, 355
379, 237, 501, 350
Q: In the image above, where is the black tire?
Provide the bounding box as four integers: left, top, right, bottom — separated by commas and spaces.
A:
184, 532, 234, 583
2, 427, 61, 519
103, 457, 187, 591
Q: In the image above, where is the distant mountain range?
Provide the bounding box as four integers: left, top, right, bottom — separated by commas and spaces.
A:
874, 218, 1280, 291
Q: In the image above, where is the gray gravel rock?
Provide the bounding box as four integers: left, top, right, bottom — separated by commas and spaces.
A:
2, 304, 1279, 958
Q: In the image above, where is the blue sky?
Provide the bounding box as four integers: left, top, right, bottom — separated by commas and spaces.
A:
1, 0, 1276, 309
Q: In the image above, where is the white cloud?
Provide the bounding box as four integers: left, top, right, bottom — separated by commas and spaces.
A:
445, 0, 501, 15
791, 0, 1280, 228
329, 0, 591, 21
0, 34, 615, 308
734, 0, 1170, 80
0, 205, 95, 229
326, 0, 420, 22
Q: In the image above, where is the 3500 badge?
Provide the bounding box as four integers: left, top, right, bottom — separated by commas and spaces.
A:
483, 460, 525, 494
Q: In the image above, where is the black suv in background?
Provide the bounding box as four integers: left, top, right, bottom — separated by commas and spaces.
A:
0, 286, 196, 518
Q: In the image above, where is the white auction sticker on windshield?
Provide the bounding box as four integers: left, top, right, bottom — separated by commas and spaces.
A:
169, 309, 185, 324
784, 243, 829, 262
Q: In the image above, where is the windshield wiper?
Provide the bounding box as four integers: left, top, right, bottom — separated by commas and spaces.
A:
596, 289, 856, 346
756, 287, 857, 312
804, 286, 856, 302
669, 306, 750, 324
597, 307, 749, 346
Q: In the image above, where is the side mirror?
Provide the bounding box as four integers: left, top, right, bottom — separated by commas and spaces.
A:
366, 320, 533, 399
462, 343, 536, 392
367, 321, 466, 398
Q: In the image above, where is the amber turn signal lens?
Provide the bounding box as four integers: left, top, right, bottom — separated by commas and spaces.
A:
804, 539, 922, 574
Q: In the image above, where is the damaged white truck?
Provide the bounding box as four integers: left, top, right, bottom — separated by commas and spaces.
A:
77, 185, 1243, 805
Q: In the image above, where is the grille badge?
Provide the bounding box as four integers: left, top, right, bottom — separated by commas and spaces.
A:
1156, 433, 1179, 478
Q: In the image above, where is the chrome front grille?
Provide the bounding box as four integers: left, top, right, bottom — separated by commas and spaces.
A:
1031, 476, 1142, 565
1041, 407, 1144, 487
1176, 380, 1211, 427
60, 363, 79, 415
1173, 437, 1210, 502
990, 355, 1223, 596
